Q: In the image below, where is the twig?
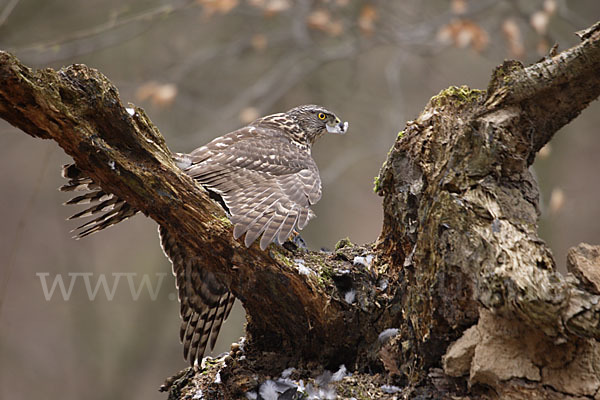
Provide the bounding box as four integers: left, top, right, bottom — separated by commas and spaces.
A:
0, 0, 20, 28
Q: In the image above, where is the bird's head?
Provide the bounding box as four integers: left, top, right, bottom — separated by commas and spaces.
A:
286, 104, 349, 145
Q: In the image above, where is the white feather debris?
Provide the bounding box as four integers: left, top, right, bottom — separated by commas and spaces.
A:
315, 370, 332, 386
125, 107, 135, 116
297, 264, 312, 276
378, 328, 399, 343
295, 260, 313, 276
331, 364, 348, 382
344, 289, 356, 304
305, 383, 337, 400
377, 279, 389, 291
247, 364, 347, 400
353, 254, 374, 268
381, 384, 401, 394
191, 389, 203, 399
281, 367, 296, 379
214, 371, 221, 384
108, 160, 116, 170
258, 380, 279, 400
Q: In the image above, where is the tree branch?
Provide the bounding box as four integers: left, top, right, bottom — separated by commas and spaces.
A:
485, 24, 600, 158
376, 20, 600, 391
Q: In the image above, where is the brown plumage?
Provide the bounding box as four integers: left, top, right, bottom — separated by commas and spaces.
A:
60, 104, 348, 367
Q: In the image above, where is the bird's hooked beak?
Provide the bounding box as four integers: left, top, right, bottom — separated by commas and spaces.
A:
326, 118, 349, 135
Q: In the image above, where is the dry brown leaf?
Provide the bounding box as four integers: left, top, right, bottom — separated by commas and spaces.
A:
251, 34, 268, 52
250, 0, 291, 17
152, 84, 178, 108
135, 81, 159, 102
451, 0, 467, 15
530, 10, 550, 35
549, 187, 565, 215
502, 18, 525, 58
438, 19, 489, 53
537, 38, 550, 56
328, 20, 343, 36
196, 0, 238, 16
307, 9, 331, 31
239, 107, 260, 124
307, 8, 343, 36
544, 0, 557, 15
135, 82, 178, 108
358, 4, 378, 36
265, 0, 291, 15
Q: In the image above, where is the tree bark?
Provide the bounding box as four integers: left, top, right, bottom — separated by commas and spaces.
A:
1, 20, 600, 399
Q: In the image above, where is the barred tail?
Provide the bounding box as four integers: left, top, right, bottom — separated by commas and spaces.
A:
60, 164, 139, 238
159, 225, 236, 367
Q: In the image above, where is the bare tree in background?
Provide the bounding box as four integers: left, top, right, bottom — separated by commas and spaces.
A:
1, 1, 600, 400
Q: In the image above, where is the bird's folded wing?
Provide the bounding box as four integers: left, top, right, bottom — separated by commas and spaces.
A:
183, 128, 322, 250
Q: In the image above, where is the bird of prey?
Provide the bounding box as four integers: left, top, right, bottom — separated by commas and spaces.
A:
60, 104, 348, 367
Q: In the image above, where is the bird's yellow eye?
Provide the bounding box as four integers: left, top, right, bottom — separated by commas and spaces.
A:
318, 112, 327, 120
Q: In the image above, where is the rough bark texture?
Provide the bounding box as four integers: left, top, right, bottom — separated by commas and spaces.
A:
1, 21, 600, 399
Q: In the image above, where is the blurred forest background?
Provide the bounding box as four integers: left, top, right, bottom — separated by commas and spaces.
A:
1, 1, 599, 399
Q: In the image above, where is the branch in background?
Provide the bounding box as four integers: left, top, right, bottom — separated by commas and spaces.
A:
0, 0, 20, 28
3, 0, 194, 64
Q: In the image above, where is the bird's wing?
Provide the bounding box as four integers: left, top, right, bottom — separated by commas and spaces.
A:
59, 164, 139, 238
158, 225, 235, 367
182, 127, 322, 250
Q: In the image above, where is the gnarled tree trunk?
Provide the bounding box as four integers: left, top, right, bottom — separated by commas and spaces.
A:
1, 21, 600, 400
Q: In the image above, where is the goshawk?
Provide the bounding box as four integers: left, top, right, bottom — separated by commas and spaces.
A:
61, 104, 348, 366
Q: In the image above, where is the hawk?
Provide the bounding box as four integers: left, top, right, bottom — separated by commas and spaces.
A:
60, 104, 348, 366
